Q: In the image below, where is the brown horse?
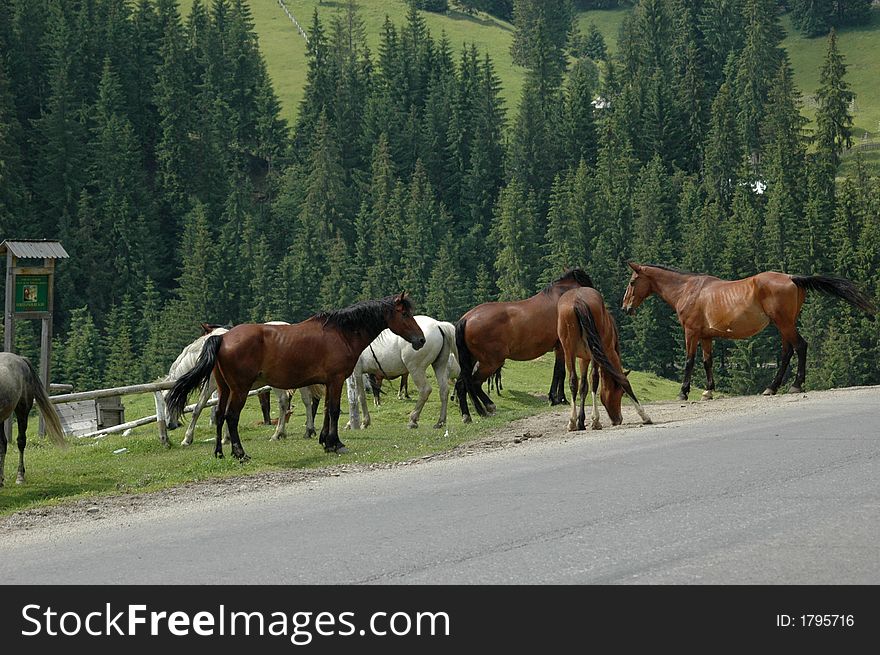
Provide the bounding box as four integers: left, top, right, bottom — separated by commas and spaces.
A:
167, 294, 425, 458
621, 263, 877, 399
454, 269, 594, 422
558, 288, 652, 430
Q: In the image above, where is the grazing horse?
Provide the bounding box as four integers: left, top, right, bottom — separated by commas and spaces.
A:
348, 316, 457, 429
161, 323, 322, 445
621, 263, 878, 399
454, 268, 595, 422
166, 294, 425, 458
557, 288, 652, 431
0, 353, 66, 486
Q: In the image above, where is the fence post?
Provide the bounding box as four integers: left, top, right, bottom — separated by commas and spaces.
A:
154, 391, 169, 448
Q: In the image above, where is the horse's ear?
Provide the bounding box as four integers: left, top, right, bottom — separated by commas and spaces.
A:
627, 262, 641, 273
623, 369, 631, 377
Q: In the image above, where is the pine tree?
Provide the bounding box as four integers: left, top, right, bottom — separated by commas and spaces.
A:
510, 0, 573, 87
103, 302, 137, 387
791, 0, 833, 37
562, 58, 599, 170
0, 57, 25, 237
814, 28, 854, 169
61, 307, 103, 391
492, 179, 541, 300
425, 234, 467, 321
698, 0, 743, 93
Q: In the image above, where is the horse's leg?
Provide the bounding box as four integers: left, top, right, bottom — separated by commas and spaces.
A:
225, 391, 250, 461
701, 339, 716, 400
0, 418, 6, 487
763, 340, 794, 396
455, 377, 472, 423
407, 367, 432, 429
258, 389, 272, 425
270, 389, 290, 440
549, 347, 567, 405
398, 374, 409, 400
577, 358, 589, 431
566, 351, 579, 431
475, 378, 496, 415
299, 388, 316, 438
322, 379, 347, 453
356, 373, 371, 429
318, 399, 331, 447
183, 378, 213, 446
433, 360, 450, 429
590, 360, 602, 430
789, 334, 808, 393
15, 406, 27, 484
678, 333, 699, 401
213, 379, 230, 459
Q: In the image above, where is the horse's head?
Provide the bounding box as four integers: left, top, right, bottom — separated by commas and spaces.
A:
622, 262, 653, 315
386, 292, 426, 350
599, 368, 628, 426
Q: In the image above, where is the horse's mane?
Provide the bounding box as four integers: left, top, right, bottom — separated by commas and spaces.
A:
542, 268, 594, 294
313, 295, 413, 333
641, 263, 700, 277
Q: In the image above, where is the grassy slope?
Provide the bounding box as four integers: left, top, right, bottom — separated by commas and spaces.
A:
2, 355, 687, 516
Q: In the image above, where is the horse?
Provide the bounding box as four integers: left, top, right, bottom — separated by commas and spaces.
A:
621, 263, 878, 399
454, 268, 595, 422
0, 353, 66, 486
347, 316, 457, 429
161, 323, 322, 445
557, 287, 652, 431
166, 293, 425, 458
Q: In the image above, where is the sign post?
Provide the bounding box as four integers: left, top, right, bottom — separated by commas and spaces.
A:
2, 240, 67, 436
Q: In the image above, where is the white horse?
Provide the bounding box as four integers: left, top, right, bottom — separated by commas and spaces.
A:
346, 315, 458, 429
161, 323, 322, 445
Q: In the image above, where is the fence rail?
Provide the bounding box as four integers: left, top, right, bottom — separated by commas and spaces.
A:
50, 381, 271, 446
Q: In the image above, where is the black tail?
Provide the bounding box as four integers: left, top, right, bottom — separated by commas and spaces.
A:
791, 275, 877, 319
573, 300, 640, 405
454, 319, 488, 417
166, 335, 223, 423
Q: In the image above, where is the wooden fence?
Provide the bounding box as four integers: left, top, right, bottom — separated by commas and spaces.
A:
50, 381, 271, 446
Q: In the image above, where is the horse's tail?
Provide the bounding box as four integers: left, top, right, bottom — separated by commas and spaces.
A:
791, 275, 877, 319
166, 335, 223, 423
454, 319, 488, 417
573, 299, 640, 406
24, 359, 66, 447
435, 322, 458, 370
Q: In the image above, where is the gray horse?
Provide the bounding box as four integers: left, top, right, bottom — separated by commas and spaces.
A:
0, 353, 66, 486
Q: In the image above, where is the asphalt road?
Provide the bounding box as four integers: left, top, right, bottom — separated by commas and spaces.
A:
1, 387, 878, 584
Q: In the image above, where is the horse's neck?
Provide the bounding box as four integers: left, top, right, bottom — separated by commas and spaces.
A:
648, 269, 691, 309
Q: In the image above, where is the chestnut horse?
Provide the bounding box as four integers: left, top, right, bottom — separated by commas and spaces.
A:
621, 263, 877, 399
454, 269, 594, 422
557, 288, 652, 431
167, 294, 425, 458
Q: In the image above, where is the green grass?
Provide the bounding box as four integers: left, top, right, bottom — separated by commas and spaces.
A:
1, 356, 685, 517
178, 0, 527, 122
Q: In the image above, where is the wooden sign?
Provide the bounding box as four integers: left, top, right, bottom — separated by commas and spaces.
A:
14, 273, 50, 313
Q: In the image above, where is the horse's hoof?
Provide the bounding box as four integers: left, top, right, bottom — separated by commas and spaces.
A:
642, 418, 653, 425
677, 393, 688, 401
701, 390, 714, 400
214, 452, 224, 459
180, 440, 191, 447
15, 476, 24, 485
788, 386, 803, 394
408, 421, 418, 429
432, 421, 444, 429
762, 388, 776, 396
335, 446, 349, 454
567, 421, 577, 431
486, 404, 497, 416
462, 414, 472, 424
591, 421, 602, 430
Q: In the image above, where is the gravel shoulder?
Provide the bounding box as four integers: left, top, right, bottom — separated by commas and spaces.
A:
1, 386, 876, 536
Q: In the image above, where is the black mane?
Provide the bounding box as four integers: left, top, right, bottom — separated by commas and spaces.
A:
542, 268, 594, 294
313, 295, 413, 333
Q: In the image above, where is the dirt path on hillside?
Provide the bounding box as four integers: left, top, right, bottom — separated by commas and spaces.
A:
1, 387, 876, 533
